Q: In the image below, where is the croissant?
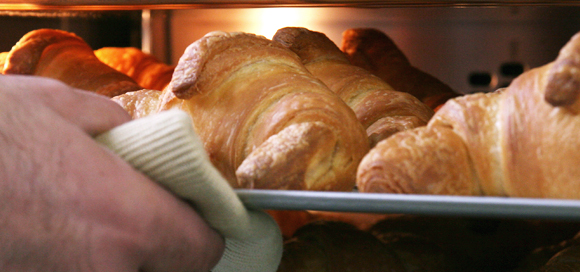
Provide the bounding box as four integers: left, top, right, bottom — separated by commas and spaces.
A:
0, 51, 7, 71
538, 246, 580, 272
115, 31, 370, 191
356, 31, 580, 199
113, 89, 163, 119
516, 231, 580, 272
341, 28, 459, 110
2, 29, 141, 97
95, 47, 174, 91
272, 27, 434, 146
371, 216, 580, 271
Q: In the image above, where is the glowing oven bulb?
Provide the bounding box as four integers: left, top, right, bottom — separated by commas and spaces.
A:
241, 8, 320, 39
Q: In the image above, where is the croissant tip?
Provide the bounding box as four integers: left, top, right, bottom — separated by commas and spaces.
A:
272, 27, 302, 47
544, 63, 580, 107
3, 29, 86, 75
544, 31, 580, 108
168, 80, 196, 100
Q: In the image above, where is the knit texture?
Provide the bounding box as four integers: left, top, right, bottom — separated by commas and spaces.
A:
95, 109, 282, 271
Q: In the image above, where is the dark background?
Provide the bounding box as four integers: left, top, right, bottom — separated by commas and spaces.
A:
0, 11, 141, 52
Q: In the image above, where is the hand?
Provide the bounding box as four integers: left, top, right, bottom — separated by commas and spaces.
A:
0, 75, 225, 271
96, 109, 284, 272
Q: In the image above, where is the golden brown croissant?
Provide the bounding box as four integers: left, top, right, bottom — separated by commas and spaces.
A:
113, 89, 163, 119
95, 47, 174, 91
2, 29, 141, 97
115, 31, 369, 191
356, 31, 580, 199
341, 28, 460, 110
272, 27, 434, 147
0, 51, 7, 71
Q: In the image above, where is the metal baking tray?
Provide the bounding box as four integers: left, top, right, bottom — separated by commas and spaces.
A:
236, 189, 580, 221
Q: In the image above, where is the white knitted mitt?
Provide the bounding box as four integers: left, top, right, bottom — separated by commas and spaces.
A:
95, 109, 283, 272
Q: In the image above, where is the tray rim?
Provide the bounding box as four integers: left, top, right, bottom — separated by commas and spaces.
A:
236, 189, 580, 221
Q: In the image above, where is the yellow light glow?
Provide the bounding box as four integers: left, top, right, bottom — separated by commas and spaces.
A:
259, 8, 301, 39
245, 8, 316, 39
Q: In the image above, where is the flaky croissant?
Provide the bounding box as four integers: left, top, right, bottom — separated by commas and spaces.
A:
2, 29, 141, 97
95, 47, 174, 91
272, 27, 434, 147
0, 51, 7, 71
356, 31, 580, 199
115, 31, 369, 191
341, 28, 459, 110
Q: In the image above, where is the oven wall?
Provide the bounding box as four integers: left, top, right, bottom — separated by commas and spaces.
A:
168, 6, 580, 94
0, 11, 142, 56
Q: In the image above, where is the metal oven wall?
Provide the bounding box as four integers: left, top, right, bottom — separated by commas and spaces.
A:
167, 6, 580, 94
1, 6, 579, 96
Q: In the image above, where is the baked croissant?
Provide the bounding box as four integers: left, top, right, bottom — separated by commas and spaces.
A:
516, 232, 580, 272
272, 27, 434, 146
341, 28, 459, 110
371, 216, 580, 272
538, 246, 580, 272
356, 31, 580, 199
115, 31, 369, 191
113, 89, 163, 119
95, 47, 174, 91
0, 51, 7, 71
2, 29, 141, 97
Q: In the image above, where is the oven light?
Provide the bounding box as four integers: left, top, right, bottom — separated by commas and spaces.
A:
250, 8, 318, 39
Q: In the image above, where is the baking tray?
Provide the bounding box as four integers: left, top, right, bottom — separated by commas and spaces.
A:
236, 189, 580, 221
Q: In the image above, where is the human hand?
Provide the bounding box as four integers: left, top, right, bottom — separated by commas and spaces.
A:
0, 75, 224, 271
96, 109, 284, 272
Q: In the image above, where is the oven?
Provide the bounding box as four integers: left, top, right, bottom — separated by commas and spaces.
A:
2, 1, 580, 271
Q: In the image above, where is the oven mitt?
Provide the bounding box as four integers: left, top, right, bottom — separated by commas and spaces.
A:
94, 109, 283, 272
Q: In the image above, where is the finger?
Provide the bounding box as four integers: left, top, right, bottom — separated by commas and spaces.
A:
93, 111, 229, 271
95, 111, 282, 271
73, 139, 225, 271
138, 185, 227, 272
94, 110, 252, 238
4, 75, 131, 135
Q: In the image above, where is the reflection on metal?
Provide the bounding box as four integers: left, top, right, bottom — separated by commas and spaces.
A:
141, 9, 151, 54
236, 189, 580, 221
